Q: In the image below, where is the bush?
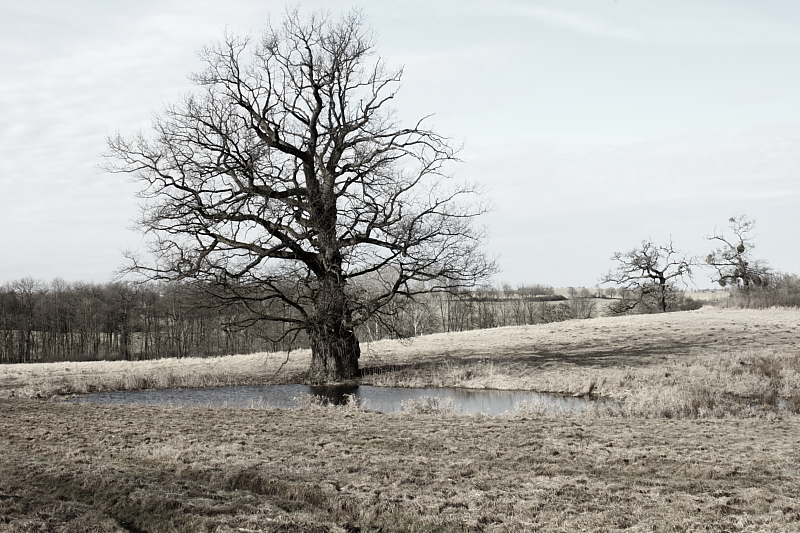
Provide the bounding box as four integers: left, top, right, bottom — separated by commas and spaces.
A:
605, 286, 703, 316
720, 272, 800, 308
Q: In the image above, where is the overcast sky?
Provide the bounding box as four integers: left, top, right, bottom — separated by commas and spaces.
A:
1, 0, 799, 289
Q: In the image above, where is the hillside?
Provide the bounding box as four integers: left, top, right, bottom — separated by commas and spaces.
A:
2, 306, 799, 417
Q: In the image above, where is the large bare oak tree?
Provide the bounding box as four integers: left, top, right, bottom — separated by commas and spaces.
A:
105, 9, 494, 382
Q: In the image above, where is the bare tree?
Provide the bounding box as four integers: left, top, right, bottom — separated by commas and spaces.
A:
104, 9, 494, 382
600, 239, 694, 313
567, 287, 595, 319
705, 216, 770, 299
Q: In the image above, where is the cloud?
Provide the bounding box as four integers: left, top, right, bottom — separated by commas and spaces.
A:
2, 1, 800, 285
499, 0, 800, 47
506, 4, 646, 42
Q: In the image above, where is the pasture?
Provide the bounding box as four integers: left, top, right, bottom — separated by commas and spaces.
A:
1, 306, 799, 531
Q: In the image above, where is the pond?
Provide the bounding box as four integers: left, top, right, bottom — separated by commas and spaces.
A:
69, 384, 592, 416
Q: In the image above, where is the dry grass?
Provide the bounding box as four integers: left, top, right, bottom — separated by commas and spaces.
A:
1, 400, 799, 532
2, 307, 799, 418
2, 307, 800, 531
363, 308, 800, 418
359, 307, 800, 418
0, 351, 307, 399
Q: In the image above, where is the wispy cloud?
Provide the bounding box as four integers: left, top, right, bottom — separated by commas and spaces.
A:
498, 0, 800, 47
505, 4, 646, 42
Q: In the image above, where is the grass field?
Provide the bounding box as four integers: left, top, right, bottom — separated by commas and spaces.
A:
1, 306, 799, 531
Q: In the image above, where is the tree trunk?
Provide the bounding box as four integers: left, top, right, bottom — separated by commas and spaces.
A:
657, 282, 667, 313
309, 325, 360, 382
307, 275, 360, 382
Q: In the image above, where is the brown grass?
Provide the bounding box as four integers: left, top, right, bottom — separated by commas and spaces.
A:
2, 307, 800, 418
0, 351, 302, 399
2, 307, 800, 531
1, 400, 799, 532
358, 306, 800, 417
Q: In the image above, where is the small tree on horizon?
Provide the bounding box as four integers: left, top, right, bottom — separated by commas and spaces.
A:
104, 9, 494, 382
600, 239, 695, 314
705, 216, 771, 302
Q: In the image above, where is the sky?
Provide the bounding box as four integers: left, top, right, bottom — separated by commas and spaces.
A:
1, 0, 799, 289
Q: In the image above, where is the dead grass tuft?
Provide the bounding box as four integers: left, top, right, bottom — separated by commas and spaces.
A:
295, 393, 363, 413
787, 394, 800, 414
399, 396, 459, 415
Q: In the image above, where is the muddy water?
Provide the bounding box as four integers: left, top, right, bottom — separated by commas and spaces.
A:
69, 384, 592, 415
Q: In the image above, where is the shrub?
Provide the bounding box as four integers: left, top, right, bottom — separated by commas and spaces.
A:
719, 272, 800, 309
605, 287, 702, 316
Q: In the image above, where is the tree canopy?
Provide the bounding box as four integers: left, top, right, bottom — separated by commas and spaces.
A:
706, 215, 771, 291
104, 9, 494, 381
600, 239, 694, 314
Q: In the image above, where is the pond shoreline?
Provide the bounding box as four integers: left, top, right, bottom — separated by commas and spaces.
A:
2, 307, 799, 417
67, 383, 601, 415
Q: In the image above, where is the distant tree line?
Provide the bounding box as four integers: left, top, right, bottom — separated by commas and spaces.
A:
0, 279, 603, 364
0, 279, 296, 364
358, 284, 599, 342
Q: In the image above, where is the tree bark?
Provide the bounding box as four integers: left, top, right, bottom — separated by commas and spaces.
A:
657, 277, 668, 313
309, 325, 360, 382
307, 275, 360, 382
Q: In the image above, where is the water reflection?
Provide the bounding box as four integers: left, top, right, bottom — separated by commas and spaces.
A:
70, 384, 592, 415
309, 384, 360, 405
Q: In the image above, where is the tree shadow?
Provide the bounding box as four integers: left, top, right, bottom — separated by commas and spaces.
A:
360, 334, 712, 374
